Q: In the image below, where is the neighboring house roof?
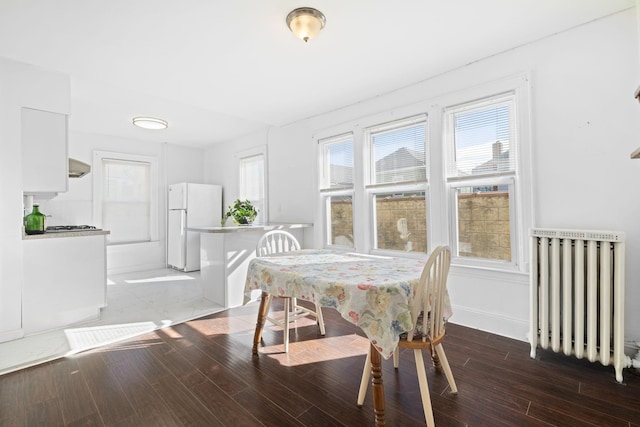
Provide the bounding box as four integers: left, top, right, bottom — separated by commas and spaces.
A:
375, 147, 425, 172
329, 164, 353, 186
472, 142, 510, 174
330, 143, 508, 184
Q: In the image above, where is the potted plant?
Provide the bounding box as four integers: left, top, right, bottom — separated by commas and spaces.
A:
222, 199, 258, 225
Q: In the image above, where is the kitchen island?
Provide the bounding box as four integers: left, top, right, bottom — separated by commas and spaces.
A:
188, 223, 311, 308
22, 230, 109, 335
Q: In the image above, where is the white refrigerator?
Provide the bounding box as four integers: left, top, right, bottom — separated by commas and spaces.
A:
168, 182, 222, 272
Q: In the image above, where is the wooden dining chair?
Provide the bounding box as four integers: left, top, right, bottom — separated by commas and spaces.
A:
255, 230, 325, 352
357, 245, 458, 427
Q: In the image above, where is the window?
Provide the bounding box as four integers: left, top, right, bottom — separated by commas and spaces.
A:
93, 151, 158, 245
366, 116, 428, 253
315, 75, 531, 271
444, 93, 518, 265
238, 146, 267, 224
319, 134, 354, 247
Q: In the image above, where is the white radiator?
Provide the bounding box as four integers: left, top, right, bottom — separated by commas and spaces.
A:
529, 228, 629, 383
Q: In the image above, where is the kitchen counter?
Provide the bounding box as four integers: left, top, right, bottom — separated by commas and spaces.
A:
188, 223, 311, 233
22, 230, 110, 240
195, 223, 311, 308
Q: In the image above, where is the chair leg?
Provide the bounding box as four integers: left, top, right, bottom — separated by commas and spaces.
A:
264, 294, 273, 316
283, 297, 290, 353
434, 343, 457, 394
357, 346, 372, 406
393, 347, 399, 369
315, 304, 326, 335
414, 349, 436, 427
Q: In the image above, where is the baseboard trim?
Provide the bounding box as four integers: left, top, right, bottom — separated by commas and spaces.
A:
449, 304, 529, 343
0, 328, 24, 344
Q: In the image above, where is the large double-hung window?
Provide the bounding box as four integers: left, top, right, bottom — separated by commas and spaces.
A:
366, 115, 428, 253
93, 151, 159, 245
238, 146, 268, 224
319, 133, 354, 247
444, 93, 518, 266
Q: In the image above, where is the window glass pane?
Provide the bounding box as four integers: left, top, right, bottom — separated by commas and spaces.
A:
328, 195, 353, 247
371, 118, 426, 185
456, 185, 511, 261
102, 159, 151, 243
322, 135, 353, 189
448, 98, 514, 177
240, 154, 265, 222
373, 192, 426, 253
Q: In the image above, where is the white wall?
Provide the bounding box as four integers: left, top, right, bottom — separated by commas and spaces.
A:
204, 10, 640, 348
166, 143, 205, 186
204, 131, 264, 211
0, 58, 70, 342
204, 124, 316, 244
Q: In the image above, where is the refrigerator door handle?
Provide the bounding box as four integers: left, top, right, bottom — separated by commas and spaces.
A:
181, 210, 188, 269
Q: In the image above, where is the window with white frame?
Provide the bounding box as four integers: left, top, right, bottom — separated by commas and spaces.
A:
365, 115, 428, 253
238, 147, 267, 224
319, 133, 354, 247
93, 151, 158, 245
444, 92, 518, 265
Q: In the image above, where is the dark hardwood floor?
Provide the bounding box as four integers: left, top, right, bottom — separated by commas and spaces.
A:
1, 299, 639, 426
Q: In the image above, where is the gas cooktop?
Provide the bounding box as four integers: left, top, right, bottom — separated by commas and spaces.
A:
45, 225, 101, 233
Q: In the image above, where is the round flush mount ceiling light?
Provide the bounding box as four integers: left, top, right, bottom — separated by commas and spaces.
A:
132, 116, 168, 130
286, 7, 326, 43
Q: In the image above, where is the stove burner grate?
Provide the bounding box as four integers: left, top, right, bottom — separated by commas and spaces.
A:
46, 225, 100, 232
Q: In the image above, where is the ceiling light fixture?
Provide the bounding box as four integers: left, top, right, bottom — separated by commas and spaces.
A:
132, 117, 168, 130
286, 7, 326, 43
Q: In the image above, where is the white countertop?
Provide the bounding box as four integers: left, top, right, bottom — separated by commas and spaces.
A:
23, 230, 110, 240
188, 223, 312, 234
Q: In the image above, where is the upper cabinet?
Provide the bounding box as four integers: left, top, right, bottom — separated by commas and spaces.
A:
21, 107, 68, 195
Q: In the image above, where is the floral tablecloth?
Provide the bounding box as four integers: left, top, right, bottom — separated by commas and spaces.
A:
244, 249, 452, 359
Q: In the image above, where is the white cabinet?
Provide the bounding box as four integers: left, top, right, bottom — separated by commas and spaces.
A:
22, 234, 107, 335
21, 107, 68, 195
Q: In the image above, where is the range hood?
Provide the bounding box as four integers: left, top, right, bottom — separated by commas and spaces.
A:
69, 158, 91, 178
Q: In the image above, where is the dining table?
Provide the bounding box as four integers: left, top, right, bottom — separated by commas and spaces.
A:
244, 249, 452, 426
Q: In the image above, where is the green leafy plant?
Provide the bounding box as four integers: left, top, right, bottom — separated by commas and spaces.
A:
221, 199, 258, 225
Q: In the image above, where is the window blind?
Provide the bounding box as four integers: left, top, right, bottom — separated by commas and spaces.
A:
320, 133, 354, 189
447, 95, 514, 177
102, 158, 151, 243
367, 115, 427, 185
239, 153, 265, 223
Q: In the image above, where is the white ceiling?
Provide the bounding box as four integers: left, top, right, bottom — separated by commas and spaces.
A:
0, 0, 634, 147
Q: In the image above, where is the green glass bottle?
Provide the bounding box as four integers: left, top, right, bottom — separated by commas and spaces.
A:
25, 204, 46, 235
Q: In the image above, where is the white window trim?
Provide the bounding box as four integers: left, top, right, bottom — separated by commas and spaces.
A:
236, 145, 268, 224
92, 150, 159, 245
447, 176, 519, 270
317, 132, 356, 249
363, 114, 429, 257
434, 74, 533, 273
364, 114, 428, 187
319, 132, 354, 191
367, 184, 429, 259
321, 192, 355, 249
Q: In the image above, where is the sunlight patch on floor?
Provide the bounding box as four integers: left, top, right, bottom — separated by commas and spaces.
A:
261, 334, 370, 366
64, 321, 160, 353
124, 274, 195, 284
183, 313, 257, 336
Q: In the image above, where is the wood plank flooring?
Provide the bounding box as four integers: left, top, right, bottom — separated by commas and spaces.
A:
1, 299, 639, 426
